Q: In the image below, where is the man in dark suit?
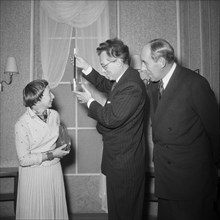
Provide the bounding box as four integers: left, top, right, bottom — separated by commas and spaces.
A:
140, 38, 219, 220
72, 38, 147, 220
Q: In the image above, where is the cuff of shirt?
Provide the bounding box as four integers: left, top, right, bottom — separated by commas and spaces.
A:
87, 98, 95, 108
82, 66, 92, 75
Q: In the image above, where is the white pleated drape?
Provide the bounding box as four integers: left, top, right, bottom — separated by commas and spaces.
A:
39, 0, 109, 212
40, 0, 109, 88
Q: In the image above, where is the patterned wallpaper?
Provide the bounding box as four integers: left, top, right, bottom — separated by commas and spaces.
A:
0, 0, 31, 167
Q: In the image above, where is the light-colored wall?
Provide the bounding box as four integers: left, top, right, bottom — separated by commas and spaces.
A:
0, 0, 219, 216
0, 0, 31, 215
0, 0, 31, 167
119, 0, 177, 57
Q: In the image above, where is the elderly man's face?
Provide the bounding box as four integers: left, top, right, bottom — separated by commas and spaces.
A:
141, 45, 162, 82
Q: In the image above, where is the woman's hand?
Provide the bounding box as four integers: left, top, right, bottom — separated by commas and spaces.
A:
53, 144, 70, 159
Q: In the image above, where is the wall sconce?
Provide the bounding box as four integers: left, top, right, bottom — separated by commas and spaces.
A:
0, 57, 19, 92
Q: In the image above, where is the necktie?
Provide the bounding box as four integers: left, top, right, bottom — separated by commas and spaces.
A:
111, 81, 117, 91
158, 80, 164, 100
37, 110, 48, 122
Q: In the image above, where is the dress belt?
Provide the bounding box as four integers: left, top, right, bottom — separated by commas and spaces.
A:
29, 158, 60, 168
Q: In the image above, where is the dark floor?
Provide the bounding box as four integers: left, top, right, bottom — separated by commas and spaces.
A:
0, 213, 157, 220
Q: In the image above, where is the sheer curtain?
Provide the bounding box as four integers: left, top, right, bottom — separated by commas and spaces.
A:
40, 0, 109, 88
39, 0, 109, 212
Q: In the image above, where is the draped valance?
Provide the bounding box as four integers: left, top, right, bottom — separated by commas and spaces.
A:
40, 0, 107, 28
39, 0, 109, 88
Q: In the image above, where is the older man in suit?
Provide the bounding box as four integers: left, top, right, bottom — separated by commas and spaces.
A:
72, 38, 147, 220
140, 38, 219, 220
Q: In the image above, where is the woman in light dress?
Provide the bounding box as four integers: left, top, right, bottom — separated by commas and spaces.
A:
15, 79, 70, 220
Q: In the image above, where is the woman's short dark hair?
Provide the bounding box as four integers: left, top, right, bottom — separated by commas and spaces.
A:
96, 38, 129, 64
23, 79, 48, 108
149, 38, 175, 64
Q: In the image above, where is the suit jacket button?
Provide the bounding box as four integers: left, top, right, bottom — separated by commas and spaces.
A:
168, 127, 172, 131
167, 161, 171, 164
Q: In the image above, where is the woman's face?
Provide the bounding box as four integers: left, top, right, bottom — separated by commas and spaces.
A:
38, 86, 54, 109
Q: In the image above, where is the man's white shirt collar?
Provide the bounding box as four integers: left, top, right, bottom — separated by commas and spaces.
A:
115, 66, 129, 83
162, 62, 177, 89
115, 72, 124, 83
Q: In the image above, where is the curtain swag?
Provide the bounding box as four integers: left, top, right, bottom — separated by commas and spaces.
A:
40, 0, 107, 28
39, 0, 109, 89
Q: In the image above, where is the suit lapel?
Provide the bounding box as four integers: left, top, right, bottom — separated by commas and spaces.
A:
149, 82, 159, 113
152, 65, 184, 130
108, 67, 131, 97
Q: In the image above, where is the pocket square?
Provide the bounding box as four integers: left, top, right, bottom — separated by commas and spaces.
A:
107, 101, 111, 104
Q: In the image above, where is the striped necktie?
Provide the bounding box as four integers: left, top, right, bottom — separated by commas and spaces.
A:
158, 80, 164, 100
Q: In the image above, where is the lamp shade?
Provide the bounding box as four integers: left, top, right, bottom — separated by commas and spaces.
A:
130, 54, 142, 70
4, 57, 18, 74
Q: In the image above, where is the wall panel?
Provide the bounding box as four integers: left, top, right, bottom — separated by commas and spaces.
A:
119, 0, 177, 56
0, 0, 31, 168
